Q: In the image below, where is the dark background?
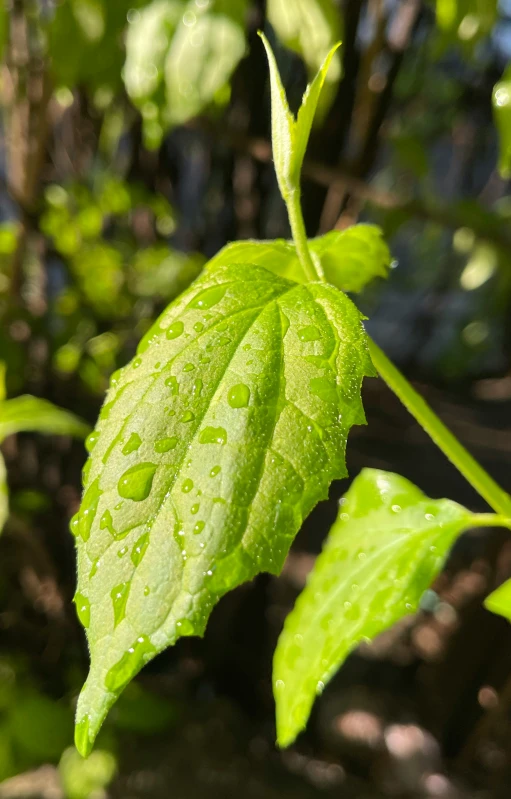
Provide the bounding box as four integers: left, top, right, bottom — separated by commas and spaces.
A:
1, 0, 511, 797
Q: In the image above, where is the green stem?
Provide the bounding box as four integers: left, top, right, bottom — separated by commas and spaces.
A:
472, 514, 511, 531
368, 338, 511, 518
286, 188, 323, 283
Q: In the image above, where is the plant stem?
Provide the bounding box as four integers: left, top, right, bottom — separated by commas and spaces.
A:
368, 338, 511, 518
286, 188, 324, 283
472, 514, 511, 531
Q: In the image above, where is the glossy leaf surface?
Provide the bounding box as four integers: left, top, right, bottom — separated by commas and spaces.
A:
207, 225, 391, 292
273, 468, 475, 747
73, 263, 374, 755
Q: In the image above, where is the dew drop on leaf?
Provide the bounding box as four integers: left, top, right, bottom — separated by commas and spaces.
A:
100, 509, 116, 537
183, 363, 195, 372
193, 322, 204, 333
122, 432, 142, 455
182, 479, 194, 493
117, 463, 157, 501
85, 432, 100, 453
111, 582, 130, 627
105, 635, 156, 694
199, 426, 227, 445
74, 592, 91, 628
193, 521, 205, 535
164, 376, 179, 395
181, 410, 195, 423
131, 531, 150, 566
298, 325, 320, 342
154, 436, 178, 453
227, 383, 250, 408
189, 284, 226, 310
165, 321, 184, 340
210, 465, 221, 478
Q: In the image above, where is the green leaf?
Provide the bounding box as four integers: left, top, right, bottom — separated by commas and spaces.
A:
267, 0, 342, 119
124, 0, 248, 146
493, 65, 511, 180
0, 397, 90, 442
485, 578, 511, 621
73, 263, 374, 755
207, 224, 391, 292
273, 468, 476, 747
259, 33, 340, 201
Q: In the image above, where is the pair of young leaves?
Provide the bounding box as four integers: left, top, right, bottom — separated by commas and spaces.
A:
72, 36, 511, 757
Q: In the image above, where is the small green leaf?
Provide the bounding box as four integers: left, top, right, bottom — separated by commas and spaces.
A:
73, 263, 374, 755
267, 0, 342, 119
493, 65, 511, 180
485, 578, 511, 621
0, 397, 90, 442
207, 224, 391, 292
259, 33, 340, 200
273, 468, 475, 747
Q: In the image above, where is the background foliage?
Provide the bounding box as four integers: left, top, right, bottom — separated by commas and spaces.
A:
0, 0, 511, 797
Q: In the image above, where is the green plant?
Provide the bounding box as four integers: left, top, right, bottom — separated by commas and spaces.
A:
72, 35, 511, 757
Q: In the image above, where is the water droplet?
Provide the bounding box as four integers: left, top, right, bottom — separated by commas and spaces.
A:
176, 618, 194, 635
357, 551, 366, 561
118, 545, 128, 558
82, 459, 91, 484
118, 462, 157, 501
100, 509, 116, 537
275, 679, 285, 692
73, 592, 90, 628
85, 431, 99, 453
298, 325, 320, 342
110, 368, 122, 387
144, 585, 150, 596
182, 478, 194, 493
75, 714, 91, 758
181, 410, 195, 423
165, 321, 184, 340
154, 436, 178, 453
194, 322, 204, 333
183, 362, 195, 372
78, 478, 102, 542
132, 357, 142, 369
105, 635, 156, 694
70, 513, 80, 537
316, 680, 325, 693
199, 426, 227, 445
218, 335, 231, 346
192, 378, 203, 397
425, 513, 435, 522
165, 375, 179, 395
122, 432, 142, 455
191, 503, 200, 515
89, 558, 100, 578
189, 284, 226, 310
391, 504, 401, 513
111, 582, 130, 627
227, 383, 250, 408
131, 531, 150, 566
193, 520, 205, 535
210, 465, 221, 478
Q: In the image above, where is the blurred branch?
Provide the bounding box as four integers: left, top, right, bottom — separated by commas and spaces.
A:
213, 125, 511, 253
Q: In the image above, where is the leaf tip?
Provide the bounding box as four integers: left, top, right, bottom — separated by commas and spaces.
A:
74, 713, 93, 758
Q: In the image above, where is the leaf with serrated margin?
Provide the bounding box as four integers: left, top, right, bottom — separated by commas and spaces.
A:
72, 263, 374, 756
207, 225, 391, 293
273, 468, 476, 747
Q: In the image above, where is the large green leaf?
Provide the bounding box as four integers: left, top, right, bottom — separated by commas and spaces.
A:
72, 263, 374, 755
207, 225, 391, 292
267, 0, 342, 118
273, 468, 478, 747
0, 397, 90, 442
493, 65, 511, 180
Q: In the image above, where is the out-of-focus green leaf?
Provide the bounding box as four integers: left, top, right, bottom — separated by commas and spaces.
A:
59, 746, 117, 799
11, 694, 73, 761
485, 578, 511, 621
267, 0, 342, 117
130, 246, 204, 299
72, 262, 373, 756
0, 397, 90, 442
435, 0, 497, 49
48, 0, 142, 90
493, 65, 511, 180
273, 468, 477, 747
124, 0, 248, 146
259, 34, 340, 201
207, 224, 391, 292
